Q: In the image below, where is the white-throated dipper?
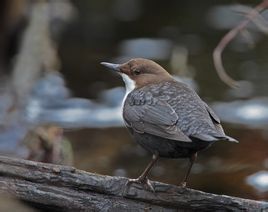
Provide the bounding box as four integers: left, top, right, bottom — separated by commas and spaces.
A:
101, 58, 238, 191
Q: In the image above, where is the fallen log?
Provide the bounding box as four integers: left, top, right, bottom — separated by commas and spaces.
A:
0, 155, 267, 211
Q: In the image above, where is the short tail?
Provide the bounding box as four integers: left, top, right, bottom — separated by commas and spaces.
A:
223, 135, 239, 143
191, 133, 238, 143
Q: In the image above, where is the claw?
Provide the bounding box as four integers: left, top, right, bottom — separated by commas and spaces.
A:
123, 153, 159, 195
125, 176, 155, 192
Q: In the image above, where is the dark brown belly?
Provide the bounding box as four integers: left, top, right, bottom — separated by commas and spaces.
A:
131, 131, 213, 158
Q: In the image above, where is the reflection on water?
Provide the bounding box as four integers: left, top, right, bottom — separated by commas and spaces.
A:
24, 73, 124, 128
247, 171, 268, 192
213, 98, 268, 128
0, 124, 28, 157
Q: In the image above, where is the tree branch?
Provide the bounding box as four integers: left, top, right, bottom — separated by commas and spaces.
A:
0, 156, 267, 211
213, 0, 268, 88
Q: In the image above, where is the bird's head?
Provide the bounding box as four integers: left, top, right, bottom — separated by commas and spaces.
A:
101, 58, 172, 90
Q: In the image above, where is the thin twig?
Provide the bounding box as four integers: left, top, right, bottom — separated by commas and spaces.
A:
213, 0, 268, 88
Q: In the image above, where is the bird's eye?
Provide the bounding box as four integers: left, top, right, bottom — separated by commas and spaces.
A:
133, 69, 141, 75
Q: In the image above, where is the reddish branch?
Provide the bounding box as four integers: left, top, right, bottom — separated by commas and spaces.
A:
213, 0, 268, 88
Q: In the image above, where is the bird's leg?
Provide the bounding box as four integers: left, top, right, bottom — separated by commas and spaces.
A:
181, 152, 197, 188
126, 153, 159, 192
137, 153, 159, 182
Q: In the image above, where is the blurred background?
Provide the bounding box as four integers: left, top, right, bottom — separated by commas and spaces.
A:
0, 0, 268, 205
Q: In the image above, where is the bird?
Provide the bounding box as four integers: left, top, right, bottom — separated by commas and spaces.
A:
101, 58, 238, 191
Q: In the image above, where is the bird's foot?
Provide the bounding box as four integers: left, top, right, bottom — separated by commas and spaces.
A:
125, 176, 155, 192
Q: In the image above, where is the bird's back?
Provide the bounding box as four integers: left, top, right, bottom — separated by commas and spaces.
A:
124, 80, 233, 143
155, 81, 224, 138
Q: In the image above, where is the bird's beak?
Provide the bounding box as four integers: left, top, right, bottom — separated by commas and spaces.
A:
100, 62, 121, 72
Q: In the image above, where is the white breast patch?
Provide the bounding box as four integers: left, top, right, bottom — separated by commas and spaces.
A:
121, 73, 136, 107
121, 73, 136, 95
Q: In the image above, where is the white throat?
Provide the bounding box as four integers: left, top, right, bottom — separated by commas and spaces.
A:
121, 73, 136, 95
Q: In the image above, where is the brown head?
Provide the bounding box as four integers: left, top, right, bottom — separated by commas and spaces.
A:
101, 58, 172, 89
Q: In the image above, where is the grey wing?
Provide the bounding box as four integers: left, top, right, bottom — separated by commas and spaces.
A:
202, 102, 238, 143
203, 102, 225, 135
123, 96, 191, 142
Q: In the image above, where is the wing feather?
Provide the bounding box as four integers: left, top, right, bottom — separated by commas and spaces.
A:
124, 94, 191, 142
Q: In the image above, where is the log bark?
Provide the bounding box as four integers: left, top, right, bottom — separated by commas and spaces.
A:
0, 156, 267, 211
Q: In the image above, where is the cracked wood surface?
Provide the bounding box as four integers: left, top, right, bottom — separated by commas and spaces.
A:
0, 156, 267, 211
